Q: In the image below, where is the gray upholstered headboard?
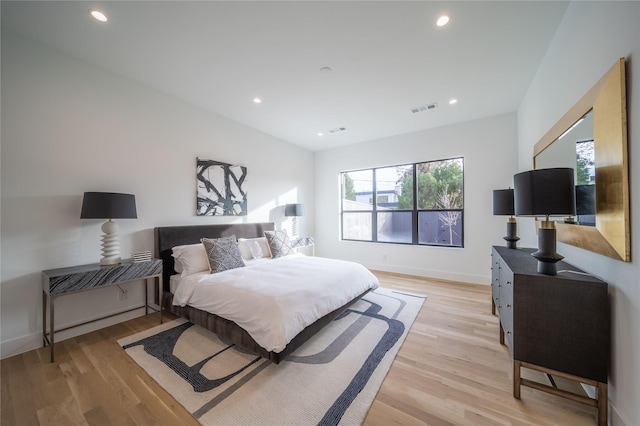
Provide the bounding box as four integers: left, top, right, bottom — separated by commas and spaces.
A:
154, 222, 275, 292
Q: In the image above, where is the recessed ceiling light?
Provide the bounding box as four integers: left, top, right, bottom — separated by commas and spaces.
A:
90, 9, 108, 22
253, 97, 262, 104
436, 15, 450, 27
320, 67, 332, 74
449, 99, 458, 105
317, 132, 324, 137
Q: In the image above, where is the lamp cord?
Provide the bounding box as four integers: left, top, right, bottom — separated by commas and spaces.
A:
556, 269, 595, 277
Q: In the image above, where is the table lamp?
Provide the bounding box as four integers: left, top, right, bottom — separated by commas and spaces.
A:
285, 203, 304, 238
81, 192, 137, 265
493, 188, 519, 249
514, 168, 575, 275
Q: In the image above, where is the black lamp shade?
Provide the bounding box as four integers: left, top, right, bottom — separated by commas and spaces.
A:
285, 203, 304, 217
493, 189, 514, 215
80, 192, 137, 219
514, 168, 576, 217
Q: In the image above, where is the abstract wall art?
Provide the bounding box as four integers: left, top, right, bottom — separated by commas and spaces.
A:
196, 158, 247, 216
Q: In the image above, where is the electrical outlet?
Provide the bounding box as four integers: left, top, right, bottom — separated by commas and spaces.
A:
118, 287, 127, 301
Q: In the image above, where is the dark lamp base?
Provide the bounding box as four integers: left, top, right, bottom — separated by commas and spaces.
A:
504, 221, 519, 249
535, 260, 562, 275
532, 227, 564, 275
505, 237, 520, 249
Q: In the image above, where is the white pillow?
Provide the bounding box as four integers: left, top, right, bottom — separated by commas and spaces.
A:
237, 237, 272, 260
171, 243, 209, 276
249, 240, 263, 259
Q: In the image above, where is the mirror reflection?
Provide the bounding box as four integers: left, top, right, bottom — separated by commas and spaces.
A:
535, 109, 595, 226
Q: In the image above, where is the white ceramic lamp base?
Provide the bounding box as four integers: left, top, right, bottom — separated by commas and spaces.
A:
100, 219, 121, 265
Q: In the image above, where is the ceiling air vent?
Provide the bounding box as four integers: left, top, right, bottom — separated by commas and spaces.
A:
329, 127, 347, 133
411, 102, 438, 114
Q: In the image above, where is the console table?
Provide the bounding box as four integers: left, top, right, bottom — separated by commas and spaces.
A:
491, 246, 609, 425
42, 259, 163, 362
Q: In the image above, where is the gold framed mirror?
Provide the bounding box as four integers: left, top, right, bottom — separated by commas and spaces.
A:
533, 58, 630, 262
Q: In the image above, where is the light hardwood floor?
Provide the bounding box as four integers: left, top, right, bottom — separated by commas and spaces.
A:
1, 272, 598, 425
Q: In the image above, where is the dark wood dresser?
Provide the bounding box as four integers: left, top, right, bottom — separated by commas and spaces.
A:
491, 246, 609, 425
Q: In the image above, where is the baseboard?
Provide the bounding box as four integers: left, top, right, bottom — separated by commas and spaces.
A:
610, 404, 628, 426
0, 333, 42, 360
1, 307, 146, 360
581, 383, 634, 426
363, 261, 489, 285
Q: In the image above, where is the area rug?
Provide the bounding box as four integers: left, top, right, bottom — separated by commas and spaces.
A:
118, 287, 425, 426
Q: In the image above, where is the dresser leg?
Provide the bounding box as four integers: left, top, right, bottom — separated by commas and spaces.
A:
597, 382, 608, 426
513, 360, 522, 399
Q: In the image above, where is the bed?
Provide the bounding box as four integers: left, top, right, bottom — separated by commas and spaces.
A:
154, 223, 378, 364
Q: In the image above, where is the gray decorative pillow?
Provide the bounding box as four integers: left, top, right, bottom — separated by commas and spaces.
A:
201, 235, 245, 273
264, 230, 294, 258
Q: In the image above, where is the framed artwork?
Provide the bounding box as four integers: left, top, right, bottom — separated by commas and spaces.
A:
196, 158, 247, 216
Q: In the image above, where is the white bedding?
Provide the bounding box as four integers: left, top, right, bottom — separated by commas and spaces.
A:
172, 254, 379, 352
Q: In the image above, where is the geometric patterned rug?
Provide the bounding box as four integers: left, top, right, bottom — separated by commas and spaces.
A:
118, 287, 425, 426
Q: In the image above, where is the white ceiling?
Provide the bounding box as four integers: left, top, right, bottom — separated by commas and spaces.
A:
1, 1, 570, 151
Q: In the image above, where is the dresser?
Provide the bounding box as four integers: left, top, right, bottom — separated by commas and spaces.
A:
491, 246, 609, 425
42, 259, 163, 362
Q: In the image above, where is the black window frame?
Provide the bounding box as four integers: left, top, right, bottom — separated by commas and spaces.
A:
340, 157, 464, 248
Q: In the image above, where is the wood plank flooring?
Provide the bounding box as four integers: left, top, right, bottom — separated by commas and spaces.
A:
1, 271, 598, 425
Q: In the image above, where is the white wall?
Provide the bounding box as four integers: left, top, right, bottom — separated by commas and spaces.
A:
517, 2, 640, 425
314, 113, 518, 284
0, 31, 314, 358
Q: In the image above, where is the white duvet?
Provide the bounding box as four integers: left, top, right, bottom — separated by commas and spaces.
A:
172, 254, 379, 353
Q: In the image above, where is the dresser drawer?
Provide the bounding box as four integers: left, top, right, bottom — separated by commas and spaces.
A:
499, 305, 514, 350
499, 263, 513, 304
491, 251, 501, 311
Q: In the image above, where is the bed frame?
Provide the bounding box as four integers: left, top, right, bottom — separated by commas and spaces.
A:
154, 222, 370, 364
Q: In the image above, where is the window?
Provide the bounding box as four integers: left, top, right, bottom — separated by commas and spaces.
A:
341, 158, 464, 247
576, 139, 595, 225
576, 139, 595, 185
